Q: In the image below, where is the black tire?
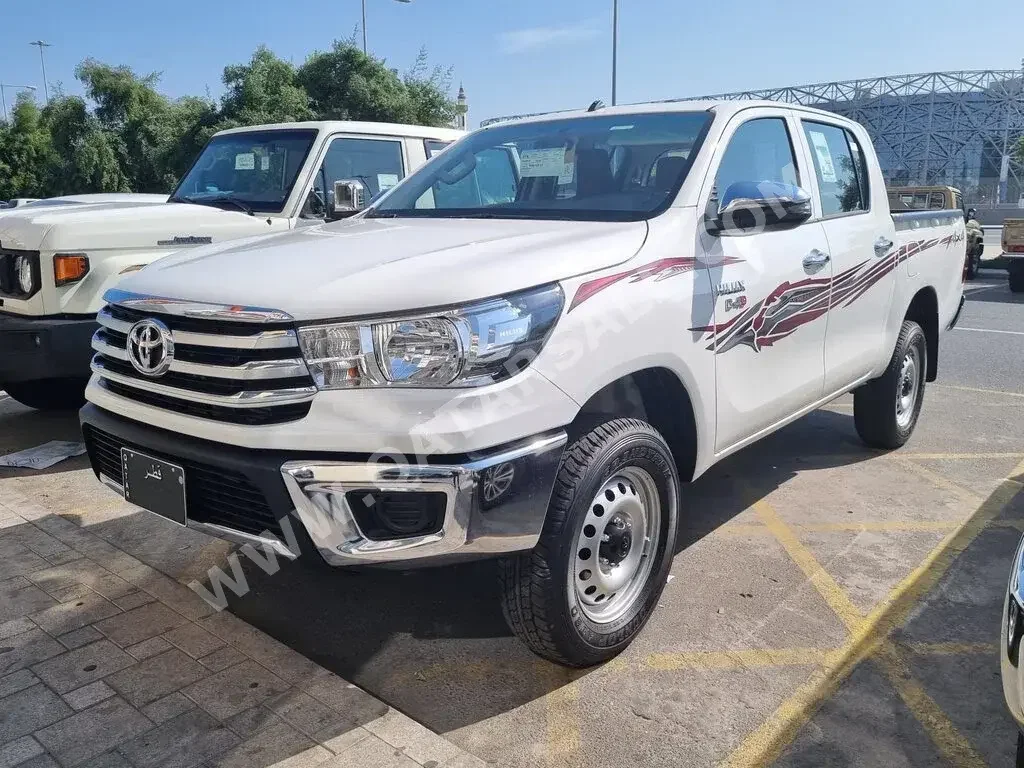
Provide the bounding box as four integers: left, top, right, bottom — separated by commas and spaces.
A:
854, 320, 926, 449
965, 252, 979, 280
499, 418, 680, 667
1016, 731, 1024, 768
1010, 266, 1024, 294
2, 378, 87, 411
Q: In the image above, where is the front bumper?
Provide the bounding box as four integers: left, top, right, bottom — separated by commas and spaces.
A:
0, 312, 97, 384
80, 404, 567, 567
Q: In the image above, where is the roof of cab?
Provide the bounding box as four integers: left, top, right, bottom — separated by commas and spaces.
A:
481, 99, 857, 129
214, 121, 464, 141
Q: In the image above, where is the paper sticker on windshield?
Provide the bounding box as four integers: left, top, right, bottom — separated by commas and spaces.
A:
235, 153, 255, 171
259, 155, 270, 171
520, 148, 569, 178
377, 173, 400, 191
808, 131, 838, 183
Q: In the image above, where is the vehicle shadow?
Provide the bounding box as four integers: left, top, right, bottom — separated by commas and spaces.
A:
218, 407, 881, 735
0, 397, 90, 479
774, 454, 1024, 767
966, 279, 1024, 305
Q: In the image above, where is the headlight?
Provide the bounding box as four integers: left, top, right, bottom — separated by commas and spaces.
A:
15, 255, 34, 294
298, 283, 564, 389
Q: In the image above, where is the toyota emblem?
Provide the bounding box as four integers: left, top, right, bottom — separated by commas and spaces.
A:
126, 318, 174, 377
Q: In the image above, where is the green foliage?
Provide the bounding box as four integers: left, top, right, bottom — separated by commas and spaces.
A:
0, 44, 457, 199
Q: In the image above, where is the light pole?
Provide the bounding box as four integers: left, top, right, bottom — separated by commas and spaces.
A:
611, 0, 618, 106
0, 84, 37, 122
361, 0, 412, 55
29, 40, 51, 104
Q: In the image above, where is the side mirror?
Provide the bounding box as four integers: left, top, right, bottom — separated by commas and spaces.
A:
707, 181, 812, 235
330, 179, 366, 219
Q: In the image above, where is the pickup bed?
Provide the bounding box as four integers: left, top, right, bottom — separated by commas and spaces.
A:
80, 100, 966, 666
0, 121, 461, 410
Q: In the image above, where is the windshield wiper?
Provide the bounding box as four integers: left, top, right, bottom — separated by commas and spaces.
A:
174, 194, 254, 216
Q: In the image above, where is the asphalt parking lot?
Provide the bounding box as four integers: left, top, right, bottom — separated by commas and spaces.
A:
2, 271, 1023, 768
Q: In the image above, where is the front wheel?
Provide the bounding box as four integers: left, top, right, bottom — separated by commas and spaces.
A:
853, 320, 926, 449
2, 378, 87, 411
499, 418, 680, 667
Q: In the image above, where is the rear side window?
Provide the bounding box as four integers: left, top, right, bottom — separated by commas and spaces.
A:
802, 121, 868, 217
714, 118, 800, 207
425, 139, 451, 158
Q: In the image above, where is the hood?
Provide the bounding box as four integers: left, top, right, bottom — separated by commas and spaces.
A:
0, 201, 282, 252
116, 216, 650, 320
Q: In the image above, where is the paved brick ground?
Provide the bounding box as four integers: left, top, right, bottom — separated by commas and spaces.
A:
0, 485, 484, 768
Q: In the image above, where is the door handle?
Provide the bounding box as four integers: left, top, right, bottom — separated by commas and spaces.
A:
802, 249, 831, 270
874, 236, 894, 256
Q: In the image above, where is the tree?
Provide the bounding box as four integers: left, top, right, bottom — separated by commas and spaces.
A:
42, 95, 128, 195
219, 46, 313, 127
0, 96, 55, 199
297, 42, 455, 127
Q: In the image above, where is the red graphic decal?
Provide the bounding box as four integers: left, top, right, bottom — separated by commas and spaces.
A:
691, 237, 954, 354
569, 256, 743, 312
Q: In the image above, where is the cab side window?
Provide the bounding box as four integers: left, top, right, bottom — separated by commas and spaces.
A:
713, 118, 800, 210
802, 121, 867, 217
309, 137, 405, 215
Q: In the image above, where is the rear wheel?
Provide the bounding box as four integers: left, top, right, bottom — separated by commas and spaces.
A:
499, 418, 680, 667
854, 320, 926, 449
1016, 731, 1024, 768
2, 378, 87, 411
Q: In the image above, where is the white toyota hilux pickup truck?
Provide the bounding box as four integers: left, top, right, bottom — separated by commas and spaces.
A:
0, 121, 461, 410
80, 100, 966, 666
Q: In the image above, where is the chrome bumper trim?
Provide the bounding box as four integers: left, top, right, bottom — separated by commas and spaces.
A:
97, 307, 300, 351
91, 358, 317, 408
98, 473, 297, 560
281, 431, 568, 565
91, 332, 308, 380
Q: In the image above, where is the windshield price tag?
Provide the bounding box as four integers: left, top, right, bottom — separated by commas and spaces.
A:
235, 153, 256, 171
520, 148, 569, 178
378, 173, 400, 191
260, 155, 270, 171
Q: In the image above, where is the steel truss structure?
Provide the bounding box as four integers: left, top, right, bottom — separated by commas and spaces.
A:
681, 70, 1024, 205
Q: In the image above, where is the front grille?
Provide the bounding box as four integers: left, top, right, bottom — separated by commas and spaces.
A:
83, 424, 284, 539
0, 248, 41, 299
92, 303, 316, 427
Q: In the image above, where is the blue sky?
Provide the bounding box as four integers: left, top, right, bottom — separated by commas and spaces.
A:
1, 0, 1021, 127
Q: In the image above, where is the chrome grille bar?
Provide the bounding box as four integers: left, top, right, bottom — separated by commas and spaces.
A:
90, 358, 317, 408
91, 332, 309, 380
97, 307, 299, 350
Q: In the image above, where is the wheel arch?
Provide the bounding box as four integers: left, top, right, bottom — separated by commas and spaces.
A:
905, 287, 939, 382
569, 366, 700, 482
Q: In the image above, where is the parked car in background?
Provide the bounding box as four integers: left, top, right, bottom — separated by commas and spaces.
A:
888, 185, 983, 278
80, 100, 965, 666
1003, 218, 1024, 292
0, 121, 462, 410
1001, 535, 1024, 765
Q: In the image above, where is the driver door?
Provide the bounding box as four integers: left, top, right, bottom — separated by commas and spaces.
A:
302, 135, 407, 221
696, 110, 831, 453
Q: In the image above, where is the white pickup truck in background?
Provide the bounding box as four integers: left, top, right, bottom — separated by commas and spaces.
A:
80, 100, 965, 666
0, 121, 462, 410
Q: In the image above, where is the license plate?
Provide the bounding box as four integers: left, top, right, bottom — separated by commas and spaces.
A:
121, 448, 187, 526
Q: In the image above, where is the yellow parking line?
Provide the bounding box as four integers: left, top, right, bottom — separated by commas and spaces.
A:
796, 521, 958, 533
933, 383, 1024, 399
753, 500, 864, 631
901, 452, 1024, 460
904, 642, 999, 656
874, 644, 987, 767
723, 458, 1024, 768
894, 457, 985, 508
545, 680, 581, 767
646, 648, 840, 671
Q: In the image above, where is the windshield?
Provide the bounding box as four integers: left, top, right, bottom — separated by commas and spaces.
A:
368, 111, 712, 222
171, 129, 317, 214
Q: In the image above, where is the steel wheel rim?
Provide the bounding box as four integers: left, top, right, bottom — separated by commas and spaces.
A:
896, 346, 920, 429
571, 466, 661, 624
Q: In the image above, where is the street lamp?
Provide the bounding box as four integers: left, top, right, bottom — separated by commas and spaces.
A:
611, 0, 618, 106
361, 0, 412, 55
29, 40, 52, 104
0, 84, 37, 122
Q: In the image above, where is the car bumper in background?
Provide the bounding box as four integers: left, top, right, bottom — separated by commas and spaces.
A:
0, 312, 97, 384
80, 403, 567, 568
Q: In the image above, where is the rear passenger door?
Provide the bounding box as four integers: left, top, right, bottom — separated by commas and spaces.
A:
697, 110, 832, 452
797, 119, 895, 392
